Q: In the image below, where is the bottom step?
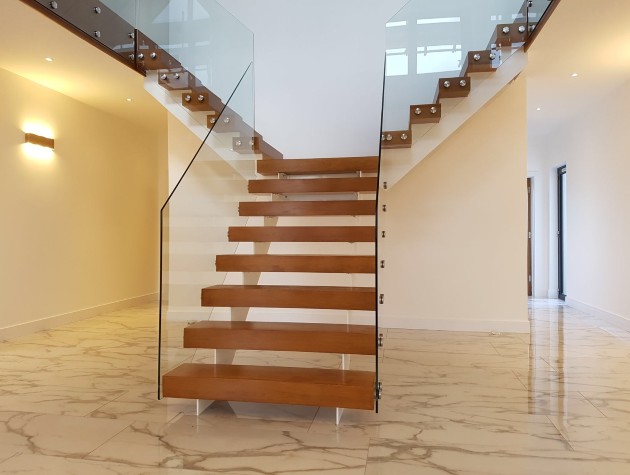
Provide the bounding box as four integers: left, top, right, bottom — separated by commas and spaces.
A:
163, 363, 375, 410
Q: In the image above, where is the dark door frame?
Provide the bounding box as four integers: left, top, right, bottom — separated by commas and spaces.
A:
557, 165, 567, 300
527, 178, 533, 297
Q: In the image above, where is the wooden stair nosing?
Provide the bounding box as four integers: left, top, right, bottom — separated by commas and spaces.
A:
162, 363, 375, 410
248, 177, 378, 195
239, 200, 376, 217
201, 285, 376, 311
216, 254, 375, 273
256, 157, 379, 176
184, 321, 376, 355
227, 226, 376, 243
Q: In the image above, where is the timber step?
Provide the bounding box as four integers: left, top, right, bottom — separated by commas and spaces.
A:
239, 200, 376, 217
162, 363, 375, 410
256, 156, 379, 176
216, 254, 375, 273
437, 76, 471, 100
201, 285, 376, 311
184, 321, 375, 354
228, 226, 375, 243
248, 177, 378, 194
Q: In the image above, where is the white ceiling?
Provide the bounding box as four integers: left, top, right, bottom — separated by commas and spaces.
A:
526, 0, 630, 137
1, 1, 628, 140
0, 1, 165, 131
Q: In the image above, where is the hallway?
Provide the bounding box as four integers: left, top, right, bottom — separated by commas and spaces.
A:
0, 300, 629, 473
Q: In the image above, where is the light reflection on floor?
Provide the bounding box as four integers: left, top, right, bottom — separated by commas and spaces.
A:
1, 300, 630, 473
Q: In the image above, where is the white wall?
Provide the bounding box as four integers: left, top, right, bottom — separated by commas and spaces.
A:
379, 76, 529, 332
537, 78, 630, 322
0, 67, 164, 338
217, 0, 407, 158
526, 140, 546, 297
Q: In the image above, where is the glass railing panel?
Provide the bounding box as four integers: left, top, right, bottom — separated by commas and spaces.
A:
136, 0, 253, 105
527, 0, 554, 34
100, 0, 137, 27
158, 64, 257, 397
31, 0, 136, 65
383, 0, 528, 132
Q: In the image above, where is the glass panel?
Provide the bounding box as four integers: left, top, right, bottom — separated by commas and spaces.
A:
100, 0, 137, 26
136, 0, 253, 105
158, 64, 256, 396
383, 0, 529, 132
32, 0, 136, 64
528, 0, 554, 33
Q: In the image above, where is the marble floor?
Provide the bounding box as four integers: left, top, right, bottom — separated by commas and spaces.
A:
1, 301, 630, 473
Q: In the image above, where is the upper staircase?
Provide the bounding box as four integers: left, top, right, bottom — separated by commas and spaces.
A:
379, 0, 557, 187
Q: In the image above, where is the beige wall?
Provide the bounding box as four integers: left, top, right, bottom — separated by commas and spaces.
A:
379, 76, 529, 332
0, 67, 164, 336
541, 79, 630, 322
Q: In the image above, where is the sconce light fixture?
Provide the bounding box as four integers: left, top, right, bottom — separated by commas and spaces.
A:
25, 132, 55, 150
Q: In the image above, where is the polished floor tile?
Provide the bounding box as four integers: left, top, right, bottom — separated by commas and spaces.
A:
1, 300, 630, 473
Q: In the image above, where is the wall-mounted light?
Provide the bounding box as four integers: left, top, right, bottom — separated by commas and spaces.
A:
25, 132, 55, 150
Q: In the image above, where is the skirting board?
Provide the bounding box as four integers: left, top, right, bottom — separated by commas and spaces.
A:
566, 297, 630, 332
381, 316, 531, 334
0, 293, 158, 340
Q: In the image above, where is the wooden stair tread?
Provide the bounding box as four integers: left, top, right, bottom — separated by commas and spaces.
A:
216, 254, 375, 273
239, 200, 376, 217
201, 285, 376, 311
184, 321, 375, 354
256, 157, 378, 176
248, 177, 378, 194
228, 226, 375, 242
162, 363, 375, 409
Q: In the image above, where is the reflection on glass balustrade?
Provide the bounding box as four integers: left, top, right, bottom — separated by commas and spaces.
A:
158, 64, 257, 396
135, 0, 253, 104
383, 0, 532, 132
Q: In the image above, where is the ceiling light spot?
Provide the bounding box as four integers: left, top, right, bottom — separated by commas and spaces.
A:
536, 107, 542, 111
571, 73, 579, 77
44, 57, 54, 62
126, 97, 133, 102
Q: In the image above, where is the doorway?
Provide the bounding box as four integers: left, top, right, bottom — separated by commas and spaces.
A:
557, 165, 567, 300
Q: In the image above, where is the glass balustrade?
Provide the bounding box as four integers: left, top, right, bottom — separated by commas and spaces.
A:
383, 0, 532, 133
158, 63, 256, 397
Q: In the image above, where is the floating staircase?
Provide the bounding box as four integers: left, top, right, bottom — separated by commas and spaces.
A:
162, 155, 379, 410
23, 0, 558, 416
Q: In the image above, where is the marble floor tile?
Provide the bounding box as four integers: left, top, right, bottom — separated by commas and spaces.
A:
88, 388, 194, 423
193, 400, 318, 433
549, 415, 630, 458
0, 385, 128, 417
0, 412, 130, 457
88, 420, 369, 474
0, 453, 211, 474
364, 440, 630, 475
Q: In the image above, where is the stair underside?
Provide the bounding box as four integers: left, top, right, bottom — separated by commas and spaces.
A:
239, 200, 376, 217
228, 226, 375, 243
184, 321, 375, 354
215, 254, 375, 273
201, 285, 376, 311
248, 177, 378, 194
162, 363, 375, 410
256, 157, 379, 176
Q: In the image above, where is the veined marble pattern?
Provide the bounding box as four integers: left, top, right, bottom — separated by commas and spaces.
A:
1, 300, 630, 473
